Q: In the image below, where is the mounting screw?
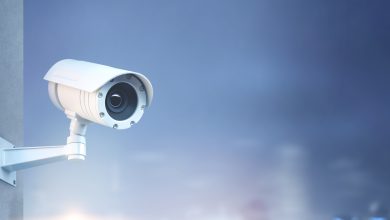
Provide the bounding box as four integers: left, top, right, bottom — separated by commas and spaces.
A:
99, 112, 105, 118
13, 180, 16, 185
113, 124, 118, 129
98, 92, 103, 98
130, 121, 135, 125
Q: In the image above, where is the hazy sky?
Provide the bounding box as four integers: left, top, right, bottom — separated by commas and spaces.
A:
24, 0, 390, 219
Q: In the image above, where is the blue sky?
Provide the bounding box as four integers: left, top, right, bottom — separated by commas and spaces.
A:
24, 0, 390, 219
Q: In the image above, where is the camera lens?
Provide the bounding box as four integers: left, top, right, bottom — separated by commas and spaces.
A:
105, 82, 138, 121
109, 93, 123, 108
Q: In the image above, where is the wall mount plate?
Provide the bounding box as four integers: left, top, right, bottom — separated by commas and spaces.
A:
0, 137, 16, 186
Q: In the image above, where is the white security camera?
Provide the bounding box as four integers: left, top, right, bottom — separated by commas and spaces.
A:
0, 59, 153, 186
45, 59, 153, 129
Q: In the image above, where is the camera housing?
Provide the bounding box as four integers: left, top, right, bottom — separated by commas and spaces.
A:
44, 59, 153, 129
0, 59, 153, 186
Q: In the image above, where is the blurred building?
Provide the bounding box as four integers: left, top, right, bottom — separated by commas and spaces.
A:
333, 202, 390, 220
333, 215, 359, 220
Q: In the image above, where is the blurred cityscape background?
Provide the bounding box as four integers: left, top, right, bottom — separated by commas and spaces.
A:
24, 0, 390, 220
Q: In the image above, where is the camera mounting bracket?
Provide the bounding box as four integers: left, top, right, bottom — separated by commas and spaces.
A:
0, 137, 16, 186
0, 112, 89, 187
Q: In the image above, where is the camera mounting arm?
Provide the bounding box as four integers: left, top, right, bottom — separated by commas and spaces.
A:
0, 111, 88, 186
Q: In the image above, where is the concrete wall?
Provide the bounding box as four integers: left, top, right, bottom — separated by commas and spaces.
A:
0, 0, 24, 219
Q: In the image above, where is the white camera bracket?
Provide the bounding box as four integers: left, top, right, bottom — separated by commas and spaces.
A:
0, 111, 88, 186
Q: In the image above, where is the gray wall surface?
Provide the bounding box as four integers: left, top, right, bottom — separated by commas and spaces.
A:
0, 0, 23, 219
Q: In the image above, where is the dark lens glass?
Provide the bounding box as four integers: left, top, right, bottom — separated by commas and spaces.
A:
105, 83, 138, 121
110, 93, 122, 108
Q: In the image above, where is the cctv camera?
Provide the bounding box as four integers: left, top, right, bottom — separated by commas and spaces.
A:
0, 59, 153, 186
44, 59, 153, 129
